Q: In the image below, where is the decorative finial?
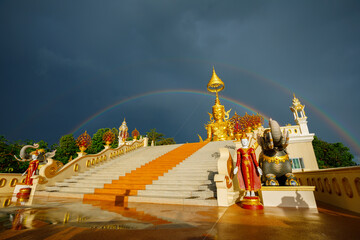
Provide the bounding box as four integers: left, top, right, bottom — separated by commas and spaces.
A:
207, 67, 225, 105
207, 67, 225, 93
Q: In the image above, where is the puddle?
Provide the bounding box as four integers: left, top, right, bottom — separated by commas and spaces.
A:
0, 198, 203, 232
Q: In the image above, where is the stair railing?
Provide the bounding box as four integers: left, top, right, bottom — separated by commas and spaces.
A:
31, 137, 148, 192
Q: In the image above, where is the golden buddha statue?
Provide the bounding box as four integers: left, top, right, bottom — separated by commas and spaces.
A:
205, 68, 234, 141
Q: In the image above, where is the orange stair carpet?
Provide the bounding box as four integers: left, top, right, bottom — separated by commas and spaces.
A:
83, 142, 208, 205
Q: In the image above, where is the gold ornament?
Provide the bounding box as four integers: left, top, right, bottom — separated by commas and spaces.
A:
204, 68, 234, 141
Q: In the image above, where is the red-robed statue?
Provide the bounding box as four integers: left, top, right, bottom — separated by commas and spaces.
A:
234, 133, 262, 197
14, 144, 56, 185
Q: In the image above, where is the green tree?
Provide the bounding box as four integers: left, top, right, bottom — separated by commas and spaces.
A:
37, 140, 49, 152
0, 135, 22, 173
87, 128, 114, 154
0, 136, 54, 173
313, 136, 356, 169
54, 134, 78, 164
158, 138, 176, 145
146, 128, 165, 146
111, 128, 119, 148
0, 136, 51, 173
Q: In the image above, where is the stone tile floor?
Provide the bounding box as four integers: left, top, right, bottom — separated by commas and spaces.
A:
0, 195, 359, 240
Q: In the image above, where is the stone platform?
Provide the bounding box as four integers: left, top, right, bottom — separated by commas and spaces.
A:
259, 186, 317, 209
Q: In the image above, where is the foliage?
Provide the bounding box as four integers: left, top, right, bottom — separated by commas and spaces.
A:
54, 134, 78, 164
157, 138, 176, 145
87, 128, 119, 154
87, 128, 108, 154
313, 136, 356, 169
0, 126, 177, 173
145, 128, 175, 146
0, 135, 27, 173
110, 128, 119, 148
0, 136, 54, 173
146, 128, 165, 146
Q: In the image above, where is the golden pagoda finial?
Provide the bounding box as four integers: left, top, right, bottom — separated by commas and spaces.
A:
292, 93, 302, 107
207, 67, 225, 105
207, 67, 225, 93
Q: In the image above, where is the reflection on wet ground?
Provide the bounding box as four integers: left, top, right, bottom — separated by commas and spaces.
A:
0, 195, 360, 240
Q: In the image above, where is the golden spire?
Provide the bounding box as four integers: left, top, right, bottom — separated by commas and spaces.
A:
207, 67, 225, 105
292, 93, 302, 109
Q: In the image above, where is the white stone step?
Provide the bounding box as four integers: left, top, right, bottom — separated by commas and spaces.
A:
163, 172, 210, 177
45, 186, 61, 192
80, 172, 126, 177
59, 182, 105, 188
137, 190, 193, 198
75, 175, 118, 180
157, 175, 212, 180
168, 167, 212, 173
145, 184, 200, 191
59, 187, 95, 194
153, 179, 212, 185
127, 195, 217, 206
75, 179, 114, 184
192, 190, 215, 199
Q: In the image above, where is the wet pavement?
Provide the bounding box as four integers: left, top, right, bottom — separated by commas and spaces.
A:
0, 195, 360, 240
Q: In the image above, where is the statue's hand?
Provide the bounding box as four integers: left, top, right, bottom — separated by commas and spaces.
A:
257, 167, 263, 176
233, 167, 238, 175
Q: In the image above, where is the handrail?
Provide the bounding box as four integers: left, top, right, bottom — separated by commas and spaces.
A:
0, 173, 26, 194
35, 138, 147, 188
3, 138, 148, 193
295, 166, 360, 214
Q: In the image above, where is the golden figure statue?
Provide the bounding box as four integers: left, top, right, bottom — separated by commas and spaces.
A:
205, 68, 234, 141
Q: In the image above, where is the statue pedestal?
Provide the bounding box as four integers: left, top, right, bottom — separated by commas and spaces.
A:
259, 186, 317, 209
12, 184, 32, 202
239, 196, 264, 210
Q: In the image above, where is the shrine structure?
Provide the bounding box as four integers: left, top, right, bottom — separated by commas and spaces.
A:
0, 68, 358, 216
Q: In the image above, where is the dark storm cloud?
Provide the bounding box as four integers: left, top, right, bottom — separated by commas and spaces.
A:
1, 0, 360, 155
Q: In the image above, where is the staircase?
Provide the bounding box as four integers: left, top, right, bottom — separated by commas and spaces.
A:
83, 142, 208, 204
43, 144, 180, 197
42, 141, 236, 206
128, 141, 233, 206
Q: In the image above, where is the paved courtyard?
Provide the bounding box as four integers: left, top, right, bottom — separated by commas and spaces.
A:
0, 196, 359, 240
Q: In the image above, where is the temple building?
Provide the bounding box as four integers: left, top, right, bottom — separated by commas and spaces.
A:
283, 94, 319, 172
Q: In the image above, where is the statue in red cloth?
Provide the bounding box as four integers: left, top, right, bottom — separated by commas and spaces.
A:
234, 133, 263, 197
14, 143, 56, 185
23, 150, 43, 185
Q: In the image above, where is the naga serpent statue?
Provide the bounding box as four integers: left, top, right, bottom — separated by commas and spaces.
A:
14, 144, 58, 185
258, 119, 299, 186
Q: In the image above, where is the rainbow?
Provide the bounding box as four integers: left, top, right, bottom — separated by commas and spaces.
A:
69, 88, 360, 155
70, 89, 269, 134
301, 98, 360, 156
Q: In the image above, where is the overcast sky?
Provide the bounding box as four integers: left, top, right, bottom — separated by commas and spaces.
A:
1, 1, 359, 157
